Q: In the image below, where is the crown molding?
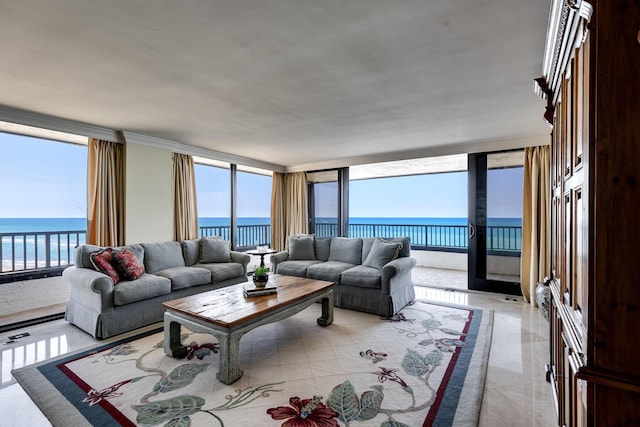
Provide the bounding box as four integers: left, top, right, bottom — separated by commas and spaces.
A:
284, 134, 549, 173
122, 132, 286, 173
0, 105, 286, 172
0, 105, 117, 142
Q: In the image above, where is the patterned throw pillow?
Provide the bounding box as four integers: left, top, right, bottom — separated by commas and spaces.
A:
89, 248, 121, 285
112, 248, 146, 281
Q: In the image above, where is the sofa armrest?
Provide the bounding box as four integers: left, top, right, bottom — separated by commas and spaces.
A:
230, 251, 251, 276
269, 251, 289, 272
63, 266, 115, 311
380, 257, 417, 294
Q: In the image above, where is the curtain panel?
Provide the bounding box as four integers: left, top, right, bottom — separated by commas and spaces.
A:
270, 172, 308, 251
172, 153, 199, 241
87, 138, 125, 246
521, 145, 551, 304
270, 172, 286, 251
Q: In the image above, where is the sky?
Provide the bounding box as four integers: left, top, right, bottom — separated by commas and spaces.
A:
0, 132, 87, 218
1, 131, 523, 219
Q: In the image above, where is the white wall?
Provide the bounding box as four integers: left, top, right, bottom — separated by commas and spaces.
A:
125, 142, 173, 244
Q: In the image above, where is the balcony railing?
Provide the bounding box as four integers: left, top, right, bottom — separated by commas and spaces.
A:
1, 230, 86, 274
199, 225, 271, 249
1, 222, 520, 275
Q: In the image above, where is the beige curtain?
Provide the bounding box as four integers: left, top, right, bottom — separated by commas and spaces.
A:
172, 153, 199, 241
271, 172, 287, 251
285, 172, 309, 237
87, 137, 125, 246
270, 172, 308, 251
521, 145, 551, 304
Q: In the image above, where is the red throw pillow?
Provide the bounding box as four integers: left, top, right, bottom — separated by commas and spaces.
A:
112, 248, 146, 281
89, 248, 121, 285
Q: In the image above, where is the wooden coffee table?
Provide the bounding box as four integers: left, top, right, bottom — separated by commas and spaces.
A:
162, 274, 334, 384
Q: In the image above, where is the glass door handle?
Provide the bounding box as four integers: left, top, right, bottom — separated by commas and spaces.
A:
468, 223, 475, 239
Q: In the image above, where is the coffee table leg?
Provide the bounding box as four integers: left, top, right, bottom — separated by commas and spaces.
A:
215, 332, 243, 384
317, 291, 334, 326
164, 313, 188, 359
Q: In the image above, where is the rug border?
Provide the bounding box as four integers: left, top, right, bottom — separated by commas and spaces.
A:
411, 299, 494, 427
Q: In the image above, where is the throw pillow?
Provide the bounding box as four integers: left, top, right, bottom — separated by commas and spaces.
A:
200, 238, 231, 263
288, 235, 316, 260
112, 248, 146, 281
363, 238, 403, 270
89, 248, 121, 284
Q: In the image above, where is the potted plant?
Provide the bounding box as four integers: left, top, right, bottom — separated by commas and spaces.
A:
252, 265, 269, 288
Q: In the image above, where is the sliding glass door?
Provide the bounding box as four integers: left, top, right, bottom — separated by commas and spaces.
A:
468, 151, 523, 294
308, 168, 348, 237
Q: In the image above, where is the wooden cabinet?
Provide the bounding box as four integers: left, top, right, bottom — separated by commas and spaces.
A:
536, 0, 640, 425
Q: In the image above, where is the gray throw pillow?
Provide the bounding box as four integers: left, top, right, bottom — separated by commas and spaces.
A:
288, 236, 316, 260
200, 238, 231, 263
363, 238, 403, 270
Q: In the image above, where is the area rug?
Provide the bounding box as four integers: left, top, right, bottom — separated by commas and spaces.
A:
13, 300, 493, 427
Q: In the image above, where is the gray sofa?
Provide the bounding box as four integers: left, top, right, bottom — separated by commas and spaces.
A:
270, 236, 416, 317
64, 238, 250, 339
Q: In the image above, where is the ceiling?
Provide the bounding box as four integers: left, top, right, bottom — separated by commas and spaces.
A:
0, 0, 550, 171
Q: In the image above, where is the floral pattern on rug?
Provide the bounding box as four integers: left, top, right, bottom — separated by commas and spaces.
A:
264, 302, 472, 427
36, 300, 485, 427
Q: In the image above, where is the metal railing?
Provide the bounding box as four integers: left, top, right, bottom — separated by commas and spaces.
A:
1, 222, 520, 274
316, 222, 521, 255
199, 224, 271, 249
1, 230, 86, 273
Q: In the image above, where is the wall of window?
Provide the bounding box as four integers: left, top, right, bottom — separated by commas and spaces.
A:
237, 169, 272, 248
194, 162, 231, 240
0, 126, 87, 274
194, 159, 272, 249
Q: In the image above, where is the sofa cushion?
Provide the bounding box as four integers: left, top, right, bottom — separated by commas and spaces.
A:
340, 265, 383, 289
363, 238, 403, 270
113, 273, 172, 305
141, 241, 185, 274
275, 260, 323, 277
112, 248, 146, 281
154, 266, 211, 290
315, 237, 331, 262
329, 238, 363, 265
307, 261, 355, 283
200, 238, 231, 263
198, 262, 244, 283
181, 239, 203, 266
89, 248, 121, 284
288, 235, 316, 260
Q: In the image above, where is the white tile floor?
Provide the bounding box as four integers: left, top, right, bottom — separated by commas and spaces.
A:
0, 285, 556, 426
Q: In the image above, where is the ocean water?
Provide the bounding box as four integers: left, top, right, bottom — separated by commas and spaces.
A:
0, 217, 521, 233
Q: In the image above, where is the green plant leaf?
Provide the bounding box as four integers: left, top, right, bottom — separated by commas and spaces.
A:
153, 364, 208, 393
401, 349, 428, 377
327, 381, 361, 422
357, 385, 383, 421
134, 395, 204, 425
